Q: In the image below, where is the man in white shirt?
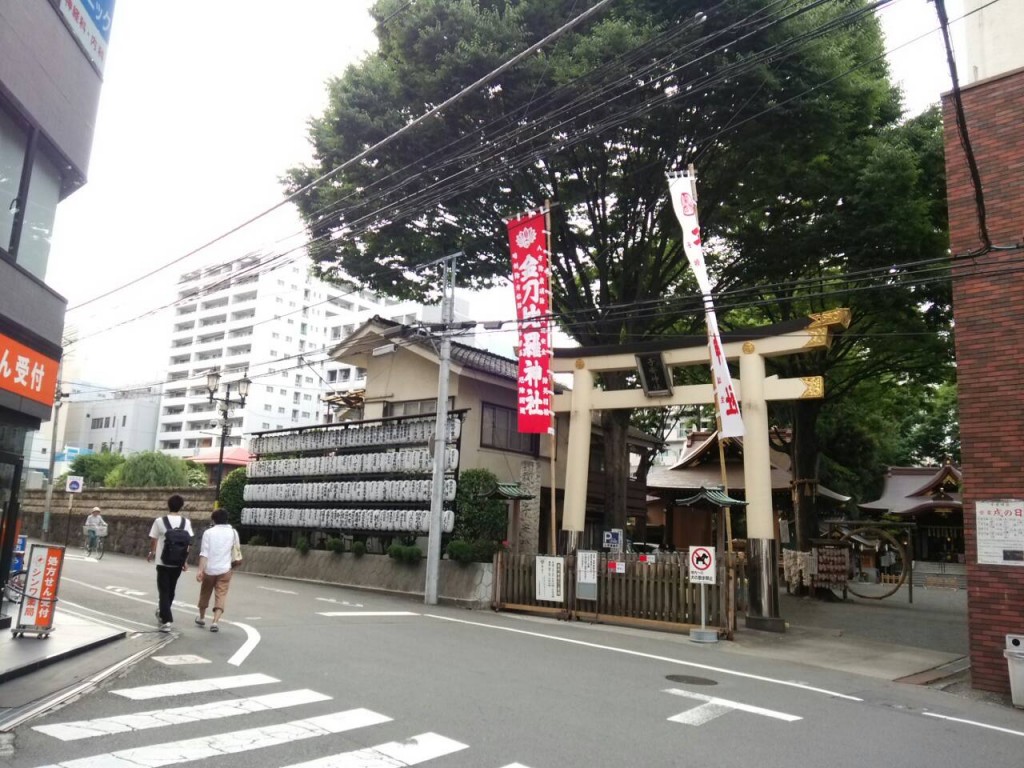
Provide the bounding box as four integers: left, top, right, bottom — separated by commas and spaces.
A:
195, 508, 238, 632
147, 494, 193, 632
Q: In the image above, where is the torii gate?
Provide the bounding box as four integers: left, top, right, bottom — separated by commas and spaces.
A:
551, 309, 851, 632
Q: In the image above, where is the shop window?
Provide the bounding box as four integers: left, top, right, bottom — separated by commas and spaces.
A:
0, 109, 27, 255
19, 150, 63, 278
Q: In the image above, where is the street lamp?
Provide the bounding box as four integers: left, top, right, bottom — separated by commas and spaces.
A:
206, 370, 251, 500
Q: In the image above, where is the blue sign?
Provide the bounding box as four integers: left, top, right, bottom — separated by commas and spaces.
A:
57, 0, 117, 72
81, 0, 116, 42
12, 534, 27, 572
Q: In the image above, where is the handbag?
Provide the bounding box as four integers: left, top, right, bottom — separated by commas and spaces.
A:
231, 529, 243, 567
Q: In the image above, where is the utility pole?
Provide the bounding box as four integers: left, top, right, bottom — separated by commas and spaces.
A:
424, 252, 460, 605
42, 366, 67, 536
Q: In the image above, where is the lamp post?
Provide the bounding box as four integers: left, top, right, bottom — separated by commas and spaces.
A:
206, 370, 250, 501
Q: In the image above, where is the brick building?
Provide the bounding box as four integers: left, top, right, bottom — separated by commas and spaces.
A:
943, 1, 1024, 693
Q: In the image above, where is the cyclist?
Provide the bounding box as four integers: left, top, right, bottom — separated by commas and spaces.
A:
84, 506, 106, 552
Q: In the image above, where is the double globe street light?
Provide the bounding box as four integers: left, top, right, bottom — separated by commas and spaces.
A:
206, 370, 251, 500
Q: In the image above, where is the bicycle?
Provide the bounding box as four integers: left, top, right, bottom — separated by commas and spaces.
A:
82, 525, 107, 560
3, 569, 27, 603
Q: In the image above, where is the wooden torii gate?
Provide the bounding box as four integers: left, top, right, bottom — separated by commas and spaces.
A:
551, 309, 851, 632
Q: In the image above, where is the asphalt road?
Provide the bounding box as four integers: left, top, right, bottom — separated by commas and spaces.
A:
2, 551, 1022, 768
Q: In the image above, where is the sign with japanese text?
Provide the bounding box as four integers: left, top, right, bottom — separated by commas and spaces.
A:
602, 528, 623, 551
15, 544, 65, 633
975, 499, 1024, 566
508, 210, 553, 434
689, 545, 717, 585
667, 174, 744, 437
535, 555, 564, 602
55, 0, 116, 73
577, 550, 598, 601
0, 331, 59, 407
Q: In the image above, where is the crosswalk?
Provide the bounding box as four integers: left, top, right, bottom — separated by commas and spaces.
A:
30, 668, 536, 768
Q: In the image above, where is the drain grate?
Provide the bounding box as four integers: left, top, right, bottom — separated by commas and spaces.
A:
665, 674, 717, 686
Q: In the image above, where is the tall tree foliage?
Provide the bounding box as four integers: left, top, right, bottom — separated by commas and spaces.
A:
286, 0, 950, 533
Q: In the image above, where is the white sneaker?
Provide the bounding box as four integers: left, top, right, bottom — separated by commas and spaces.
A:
160, 623, 172, 633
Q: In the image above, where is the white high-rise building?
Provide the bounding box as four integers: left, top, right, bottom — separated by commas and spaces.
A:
155, 253, 467, 459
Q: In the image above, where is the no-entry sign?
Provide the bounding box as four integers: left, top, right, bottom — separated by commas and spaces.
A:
689, 546, 716, 585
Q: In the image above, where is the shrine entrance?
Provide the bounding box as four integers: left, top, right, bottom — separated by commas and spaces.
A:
550, 309, 851, 632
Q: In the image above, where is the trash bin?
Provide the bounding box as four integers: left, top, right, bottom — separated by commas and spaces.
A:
1005, 634, 1024, 708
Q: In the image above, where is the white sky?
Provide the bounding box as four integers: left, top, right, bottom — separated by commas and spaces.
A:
48, 0, 962, 390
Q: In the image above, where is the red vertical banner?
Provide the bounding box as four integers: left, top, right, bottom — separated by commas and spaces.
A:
508, 210, 553, 434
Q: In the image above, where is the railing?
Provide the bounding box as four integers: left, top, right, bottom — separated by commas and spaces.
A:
494, 551, 733, 634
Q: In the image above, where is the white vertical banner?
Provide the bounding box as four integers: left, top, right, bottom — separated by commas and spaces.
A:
667, 173, 744, 437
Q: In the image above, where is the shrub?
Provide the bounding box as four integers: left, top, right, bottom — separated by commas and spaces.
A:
326, 537, 345, 554
70, 452, 125, 488
351, 540, 367, 557
387, 543, 423, 563
219, 468, 247, 527
105, 451, 190, 488
185, 461, 208, 487
248, 534, 267, 546
295, 537, 310, 555
446, 539, 475, 564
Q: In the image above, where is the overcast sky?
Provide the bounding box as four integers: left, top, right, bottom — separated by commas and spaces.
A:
48, 0, 962, 390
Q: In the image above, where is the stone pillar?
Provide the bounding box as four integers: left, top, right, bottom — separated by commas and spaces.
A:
518, 459, 541, 554
740, 345, 784, 632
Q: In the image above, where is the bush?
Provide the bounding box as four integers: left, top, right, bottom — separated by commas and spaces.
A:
69, 452, 125, 488
446, 539, 498, 564
387, 543, 423, 563
105, 451, 190, 488
351, 540, 367, 557
248, 534, 267, 546
219, 468, 247, 527
295, 537, 310, 555
185, 461, 208, 487
326, 537, 345, 554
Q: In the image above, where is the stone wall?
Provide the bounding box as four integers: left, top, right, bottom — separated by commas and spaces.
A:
16, 488, 493, 607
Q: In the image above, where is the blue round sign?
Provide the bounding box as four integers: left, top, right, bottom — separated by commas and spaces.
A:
67, 478, 82, 492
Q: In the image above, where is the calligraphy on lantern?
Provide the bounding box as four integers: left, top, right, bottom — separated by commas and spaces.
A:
508, 210, 554, 434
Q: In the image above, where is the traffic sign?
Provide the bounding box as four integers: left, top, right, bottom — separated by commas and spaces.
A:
65, 475, 84, 493
689, 545, 716, 585
602, 528, 623, 551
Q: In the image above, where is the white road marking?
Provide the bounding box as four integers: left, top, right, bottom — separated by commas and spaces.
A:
257, 586, 298, 594
316, 611, 419, 617
106, 586, 146, 596
34, 690, 330, 741
499, 764, 534, 767
226, 622, 261, 667
923, 712, 1024, 737
112, 673, 279, 700
56, 601, 143, 631
152, 655, 211, 666
316, 597, 365, 608
664, 688, 801, 724
33, 709, 392, 768
426, 614, 863, 701
281, 732, 468, 768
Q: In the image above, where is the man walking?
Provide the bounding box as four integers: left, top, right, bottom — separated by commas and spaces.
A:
147, 494, 193, 632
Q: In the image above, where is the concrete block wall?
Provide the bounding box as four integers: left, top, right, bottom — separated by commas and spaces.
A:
943, 68, 1024, 693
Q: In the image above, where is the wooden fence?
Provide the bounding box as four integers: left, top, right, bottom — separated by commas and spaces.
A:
494, 551, 739, 636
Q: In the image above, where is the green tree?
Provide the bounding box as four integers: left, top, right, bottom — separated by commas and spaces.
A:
452, 468, 508, 549
69, 452, 125, 488
185, 461, 209, 488
219, 467, 247, 527
105, 451, 190, 488
286, 0, 949, 534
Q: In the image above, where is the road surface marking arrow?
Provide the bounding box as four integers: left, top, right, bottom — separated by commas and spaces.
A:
664, 688, 801, 725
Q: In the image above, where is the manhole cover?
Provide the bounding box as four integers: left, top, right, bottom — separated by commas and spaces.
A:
665, 674, 717, 686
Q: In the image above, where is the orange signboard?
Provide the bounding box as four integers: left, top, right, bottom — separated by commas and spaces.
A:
15, 544, 65, 633
0, 331, 59, 406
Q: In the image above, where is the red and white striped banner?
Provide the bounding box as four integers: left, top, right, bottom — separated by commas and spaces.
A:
508, 209, 554, 434
668, 174, 744, 437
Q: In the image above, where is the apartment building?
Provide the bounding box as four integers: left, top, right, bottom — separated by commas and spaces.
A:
155, 253, 466, 459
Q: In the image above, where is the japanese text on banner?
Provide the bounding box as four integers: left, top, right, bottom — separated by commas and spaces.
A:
667, 174, 744, 437
508, 210, 553, 434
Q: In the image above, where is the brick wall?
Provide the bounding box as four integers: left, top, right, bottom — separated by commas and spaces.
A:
943, 68, 1024, 693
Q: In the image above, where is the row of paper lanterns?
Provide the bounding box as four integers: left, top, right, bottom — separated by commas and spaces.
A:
243, 478, 457, 503
241, 507, 455, 533
247, 448, 458, 479
251, 417, 461, 456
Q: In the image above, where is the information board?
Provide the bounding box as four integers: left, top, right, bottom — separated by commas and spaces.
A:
576, 550, 598, 601
15, 544, 65, 634
976, 499, 1024, 566
535, 556, 565, 603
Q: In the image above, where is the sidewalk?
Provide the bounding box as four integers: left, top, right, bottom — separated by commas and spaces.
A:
0, 606, 125, 685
